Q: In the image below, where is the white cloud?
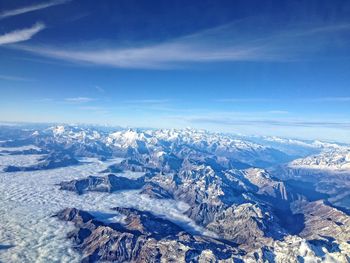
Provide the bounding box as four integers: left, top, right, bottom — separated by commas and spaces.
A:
0, 0, 70, 20
0, 75, 33, 81
79, 106, 104, 110
267, 110, 289, 114
216, 97, 350, 103
14, 41, 274, 69
0, 23, 45, 45
188, 116, 350, 129
123, 99, 170, 104
13, 21, 350, 69
64, 97, 94, 103
310, 97, 350, 102
216, 98, 273, 103
95, 86, 105, 93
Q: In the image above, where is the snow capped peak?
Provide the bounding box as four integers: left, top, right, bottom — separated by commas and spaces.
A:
92, 131, 101, 139
124, 129, 139, 140
263, 136, 316, 148
51, 125, 65, 136
31, 130, 39, 136
107, 129, 149, 148
44, 125, 106, 144
311, 140, 343, 149
346, 153, 350, 162
289, 147, 350, 171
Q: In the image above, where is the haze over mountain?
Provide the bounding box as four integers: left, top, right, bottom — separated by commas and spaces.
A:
0, 0, 350, 142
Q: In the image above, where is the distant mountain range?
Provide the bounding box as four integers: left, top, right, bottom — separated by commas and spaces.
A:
0, 124, 349, 262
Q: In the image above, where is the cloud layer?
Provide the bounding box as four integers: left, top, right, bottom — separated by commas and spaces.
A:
0, 23, 45, 45
189, 117, 350, 129
0, 75, 33, 82
0, 0, 70, 20
64, 97, 95, 103
14, 21, 350, 69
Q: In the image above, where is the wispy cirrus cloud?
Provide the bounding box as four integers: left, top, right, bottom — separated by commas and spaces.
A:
79, 106, 104, 111
0, 23, 45, 45
95, 86, 105, 93
216, 98, 274, 103
189, 117, 350, 129
216, 97, 350, 103
266, 110, 289, 114
0, 0, 70, 20
0, 74, 33, 81
36, 97, 95, 104
64, 97, 95, 103
123, 99, 170, 104
310, 97, 350, 102
13, 21, 350, 69
15, 39, 284, 69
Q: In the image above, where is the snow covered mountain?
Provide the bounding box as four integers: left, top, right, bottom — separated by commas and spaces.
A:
0, 124, 349, 262
289, 147, 350, 171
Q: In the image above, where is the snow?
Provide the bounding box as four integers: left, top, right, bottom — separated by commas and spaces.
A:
289, 148, 350, 171
0, 155, 211, 263
105, 128, 269, 155
31, 131, 39, 136
52, 125, 65, 136
1, 126, 349, 262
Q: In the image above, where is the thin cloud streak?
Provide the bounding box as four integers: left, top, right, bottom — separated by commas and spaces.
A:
123, 99, 170, 104
216, 98, 274, 103
14, 22, 350, 69
189, 117, 350, 129
216, 97, 350, 103
64, 97, 95, 103
95, 86, 105, 93
79, 106, 105, 111
16, 42, 269, 69
310, 97, 350, 102
0, 23, 45, 45
0, 74, 33, 81
0, 0, 70, 20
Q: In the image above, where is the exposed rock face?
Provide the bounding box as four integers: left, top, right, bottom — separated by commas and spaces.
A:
58, 161, 310, 248
99, 163, 123, 173
59, 174, 145, 195
56, 205, 350, 262
139, 182, 173, 199
206, 203, 285, 246
291, 200, 350, 243
271, 162, 350, 212
241, 168, 292, 201
56, 207, 242, 262
146, 164, 302, 244
101, 159, 160, 173
3, 125, 350, 261
52, 138, 350, 262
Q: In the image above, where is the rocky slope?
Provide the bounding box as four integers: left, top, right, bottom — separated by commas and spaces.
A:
1, 124, 349, 262
56, 207, 242, 262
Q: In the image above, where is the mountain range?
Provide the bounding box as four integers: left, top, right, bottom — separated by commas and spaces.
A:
0, 124, 349, 262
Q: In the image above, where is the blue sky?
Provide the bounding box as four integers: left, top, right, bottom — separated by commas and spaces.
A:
0, 0, 350, 142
